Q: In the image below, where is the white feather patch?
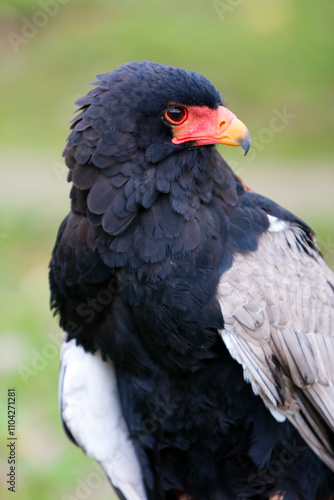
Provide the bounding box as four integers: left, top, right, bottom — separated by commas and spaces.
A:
267, 215, 288, 232
59, 338, 147, 500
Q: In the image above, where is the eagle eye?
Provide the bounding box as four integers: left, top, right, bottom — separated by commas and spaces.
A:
165, 106, 188, 125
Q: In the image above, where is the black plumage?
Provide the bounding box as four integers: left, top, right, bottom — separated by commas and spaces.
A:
50, 61, 334, 499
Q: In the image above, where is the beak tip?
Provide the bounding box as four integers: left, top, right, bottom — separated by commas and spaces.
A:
239, 133, 251, 156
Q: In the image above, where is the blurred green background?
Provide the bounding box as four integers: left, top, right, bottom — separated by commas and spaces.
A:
0, 0, 333, 499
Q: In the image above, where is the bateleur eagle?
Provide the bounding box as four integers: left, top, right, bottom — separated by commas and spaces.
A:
50, 61, 334, 500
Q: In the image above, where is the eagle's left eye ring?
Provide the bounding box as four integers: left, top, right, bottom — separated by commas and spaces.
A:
165, 106, 188, 125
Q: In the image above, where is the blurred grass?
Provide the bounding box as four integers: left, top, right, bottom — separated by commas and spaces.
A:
0, 0, 333, 499
1, 0, 334, 157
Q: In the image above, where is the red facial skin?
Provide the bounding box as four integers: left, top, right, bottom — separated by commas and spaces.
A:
168, 105, 251, 154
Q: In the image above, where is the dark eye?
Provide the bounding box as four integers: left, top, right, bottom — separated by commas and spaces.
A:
165, 106, 188, 125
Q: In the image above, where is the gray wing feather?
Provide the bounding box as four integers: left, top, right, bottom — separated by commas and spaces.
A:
218, 220, 334, 470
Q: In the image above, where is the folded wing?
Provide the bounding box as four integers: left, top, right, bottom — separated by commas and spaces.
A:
218, 216, 334, 471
